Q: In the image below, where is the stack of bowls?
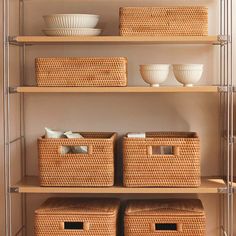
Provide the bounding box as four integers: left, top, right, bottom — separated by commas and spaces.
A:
43, 14, 102, 36
140, 64, 170, 87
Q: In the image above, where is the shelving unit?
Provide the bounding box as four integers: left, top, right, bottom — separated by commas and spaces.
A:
3, 0, 235, 236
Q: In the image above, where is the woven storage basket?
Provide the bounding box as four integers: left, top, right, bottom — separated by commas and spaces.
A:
123, 132, 200, 187
124, 199, 206, 236
120, 6, 208, 36
35, 198, 120, 236
35, 57, 128, 87
38, 132, 117, 186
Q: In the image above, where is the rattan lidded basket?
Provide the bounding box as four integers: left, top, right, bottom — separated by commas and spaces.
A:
120, 6, 208, 36
35, 57, 128, 87
35, 198, 120, 236
123, 132, 200, 187
38, 132, 117, 187
124, 199, 206, 236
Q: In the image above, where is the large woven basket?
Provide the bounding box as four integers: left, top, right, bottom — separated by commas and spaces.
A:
120, 6, 208, 36
35, 198, 120, 236
125, 199, 206, 236
35, 57, 128, 87
38, 132, 117, 186
123, 132, 200, 187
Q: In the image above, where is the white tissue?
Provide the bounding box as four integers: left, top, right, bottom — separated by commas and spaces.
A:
127, 133, 146, 138
45, 127, 65, 139
64, 131, 88, 154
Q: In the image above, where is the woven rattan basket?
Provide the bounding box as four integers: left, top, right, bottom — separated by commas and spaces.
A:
124, 199, 206, 236
35, 57, 128, 87
120, 6, 208, 36
35, 198, 120, 236
38, 132, 117, 186
123, 132, 200, 187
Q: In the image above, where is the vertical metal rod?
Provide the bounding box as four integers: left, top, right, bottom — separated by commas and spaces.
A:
225, 0, 231, 233
229, 0, 234, 234
19, 0, 27, 235
219, 1, 225, 234
3, 0, 11, 234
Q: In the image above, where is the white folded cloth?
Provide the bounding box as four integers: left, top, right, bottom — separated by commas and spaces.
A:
127, 132, 146, 138
44, 128, 87, 154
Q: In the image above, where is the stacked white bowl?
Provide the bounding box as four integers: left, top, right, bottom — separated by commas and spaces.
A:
43, 14, 102, 36
140, 64, 170, 87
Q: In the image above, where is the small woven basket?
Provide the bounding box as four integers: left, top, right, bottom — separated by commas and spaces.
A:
120, 6, 208, 36
35, 198, 120, 236
123, 132, 200, 187
125, 199, 206, 236
38, 132, 117, 187
35, 57, 128, 87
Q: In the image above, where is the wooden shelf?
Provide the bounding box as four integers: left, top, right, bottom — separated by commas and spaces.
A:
10, 36, 220, 45
11, 177, 226, 194
13, 86, 219, 93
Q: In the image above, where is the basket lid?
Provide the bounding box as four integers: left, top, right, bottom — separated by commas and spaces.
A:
125, 199, 205, 216
35, 198, 120, 216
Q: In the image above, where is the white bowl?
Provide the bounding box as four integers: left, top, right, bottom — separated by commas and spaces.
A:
173, 64, 203, 87
43, 14, 100, 28
140, 64, 170, 87
140, 64, 171, 70
43, 28, 102, 36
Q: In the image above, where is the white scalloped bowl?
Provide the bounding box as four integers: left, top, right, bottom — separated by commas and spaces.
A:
173, 64, 203, 87
43, 28, 102, 36
140, 64, 171, 70
140, 64, 170, 87
43, 14, 100, 28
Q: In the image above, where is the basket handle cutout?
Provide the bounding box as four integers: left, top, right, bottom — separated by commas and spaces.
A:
147, 145, 179, 156
151, 223, 183, 232
60, 221, 90, 231
58, 145, 92, 155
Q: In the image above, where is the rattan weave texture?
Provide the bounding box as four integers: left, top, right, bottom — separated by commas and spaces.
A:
120, 7, 208, 36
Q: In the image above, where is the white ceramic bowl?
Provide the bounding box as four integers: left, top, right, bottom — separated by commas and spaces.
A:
43, 28, 102, 36
173, 64, 203, 87
140, 64, 171, 70
43, 14, 100, 28
140, 64, 170, 87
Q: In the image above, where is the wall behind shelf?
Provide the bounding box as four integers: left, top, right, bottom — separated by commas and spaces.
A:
22, 1, 224, 235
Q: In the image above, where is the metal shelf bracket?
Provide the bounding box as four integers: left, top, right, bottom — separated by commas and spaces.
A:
8, 36, 21, 46
217, 86, 233, 93
9, 87, 17, 93
218, 35, 231, 45
218, 187, 228, 194
9, 187, 19, 193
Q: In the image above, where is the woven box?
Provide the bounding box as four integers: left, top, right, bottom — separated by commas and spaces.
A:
35, 198, 120, 236
35, 57, 128, 87
124, 199, 206, 236
120, 6, 208, 36
123, 132, 200, 187
38, 132, 117, 187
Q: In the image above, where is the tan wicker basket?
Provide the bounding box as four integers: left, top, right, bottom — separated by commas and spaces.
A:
38, 132, 117, 186
35, 198, 120, 236
123, 132, 200, 187
125, 199, 206, 236
120, 6, 208, 36
35, 57, 128, 87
